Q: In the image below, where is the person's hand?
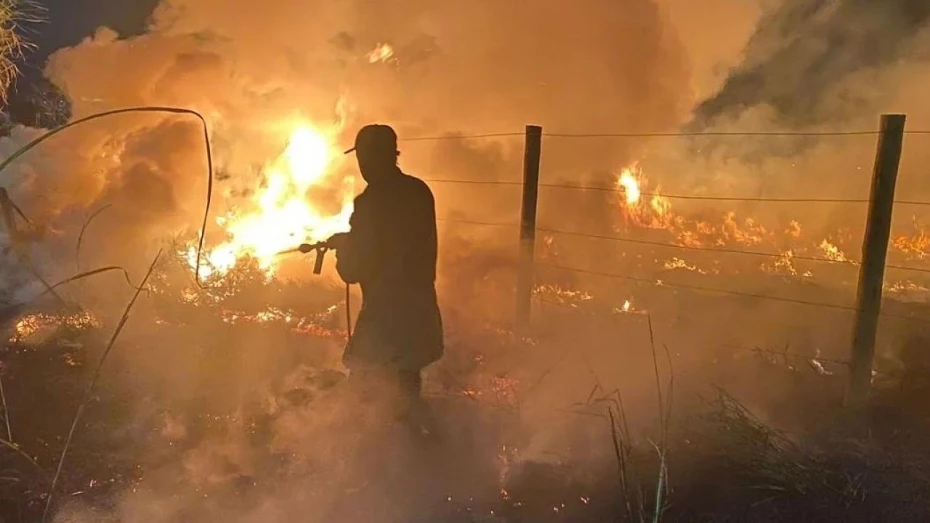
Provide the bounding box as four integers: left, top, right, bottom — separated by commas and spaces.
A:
326, 232, 349, 250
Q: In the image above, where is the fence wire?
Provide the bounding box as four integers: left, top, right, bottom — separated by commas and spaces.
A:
421, 127, 930, 324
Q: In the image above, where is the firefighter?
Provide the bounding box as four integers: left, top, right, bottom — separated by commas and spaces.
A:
327, 124, 444, 438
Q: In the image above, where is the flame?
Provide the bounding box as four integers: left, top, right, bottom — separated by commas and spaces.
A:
819, 239, 850, 263
892, 220, 930, 259
616, 165, 672, 229
613, 299, 636, 314
189, 121, 355, 278
617, 169, 641, 205
537, 163, 930, 309
367, 43, 395, 63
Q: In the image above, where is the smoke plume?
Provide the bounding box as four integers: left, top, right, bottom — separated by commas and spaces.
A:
690, 0, 930, 130
0, 0, 689, 275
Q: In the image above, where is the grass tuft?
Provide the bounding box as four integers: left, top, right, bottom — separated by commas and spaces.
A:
0, 0, 46, 105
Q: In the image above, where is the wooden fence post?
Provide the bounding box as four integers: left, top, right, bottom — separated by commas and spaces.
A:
846, 114, 906, 409
516, 125, 542, 329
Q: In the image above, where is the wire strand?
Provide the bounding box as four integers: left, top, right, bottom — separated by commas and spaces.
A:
537, 262, 930, 323
437, 217, 517, 228
434, 217, 930, 276
536, 226, 930, 275
543, 130, 884, 138
421, 179, 930, 207
539, 261, 855, 311
400, 132, 523, 142
399, 129, 930, 142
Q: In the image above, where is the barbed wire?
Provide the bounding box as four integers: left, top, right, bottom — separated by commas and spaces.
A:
436, 217, 516, 228
401, 129, 930, 141
543, 130, 884, 138
400, 132, 523, 142
536, 261, 930, 324
530, 300, 858, 368
536, 226, 930, 276
538, 261, 855, 310
432, 217, 930, 275
422, 178, 930, 207
435, 217, 930, 323
717, 343, 852, 367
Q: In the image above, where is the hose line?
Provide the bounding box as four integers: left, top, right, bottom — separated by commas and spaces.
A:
345, 283, 353, 342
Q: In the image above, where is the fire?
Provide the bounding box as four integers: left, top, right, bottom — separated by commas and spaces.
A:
367, 43, 395, 63
189, 122, 355, 279
892, 220, 930, 259
617, 169, 641, 205
614, 299, 635, 314
615, 166, 673, 230
819, 239, 851, 263
664, 256, 707, 274
10, 311, 100, 344
534, 284, 593, 308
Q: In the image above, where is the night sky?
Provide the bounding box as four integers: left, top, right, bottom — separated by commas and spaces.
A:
5, 0, 159, 126
27, 0, 159, 67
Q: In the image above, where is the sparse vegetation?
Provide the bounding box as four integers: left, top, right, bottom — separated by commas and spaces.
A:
0, 0, 44, 105
1, 254, 930, 522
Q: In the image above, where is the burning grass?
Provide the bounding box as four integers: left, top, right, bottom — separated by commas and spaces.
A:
0, 216, 928, 522
0, 111, 929, 521
2, 286, 930, 521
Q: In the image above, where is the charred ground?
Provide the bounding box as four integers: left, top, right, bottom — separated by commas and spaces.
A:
0, 249, 929, 523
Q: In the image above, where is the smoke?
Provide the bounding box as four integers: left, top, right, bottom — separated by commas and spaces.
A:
0, 0, 691, 278
0, 1, 698, 521
7, 1, 930, 521
690, 0, 930, 130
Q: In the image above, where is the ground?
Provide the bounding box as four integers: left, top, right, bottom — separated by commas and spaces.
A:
1, 262, 930, 523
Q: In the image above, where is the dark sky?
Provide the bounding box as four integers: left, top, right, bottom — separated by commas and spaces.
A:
3, 1, 159, 125
28, 0, 159, 66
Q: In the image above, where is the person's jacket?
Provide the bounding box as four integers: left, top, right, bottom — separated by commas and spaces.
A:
335, 170, 444, 370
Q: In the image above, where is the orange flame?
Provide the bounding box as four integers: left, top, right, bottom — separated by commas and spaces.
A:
367, 43, 395, 63
187, 121, 355, 278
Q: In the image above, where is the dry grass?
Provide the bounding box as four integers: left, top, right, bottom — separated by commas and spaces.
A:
0, 0, 44, 104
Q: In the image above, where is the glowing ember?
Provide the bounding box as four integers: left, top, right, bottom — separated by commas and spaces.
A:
613, 299, 636, 314
10, 311, 100, 343
663, 256, 706, 274
189, 122, 355, 278
367, 43, 395, 63
886, 280, 930, 301
534, 284, 593, 307
211, 305, 345, 337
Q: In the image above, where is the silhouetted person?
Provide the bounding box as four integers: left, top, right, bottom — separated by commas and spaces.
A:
329, 124, 443, 437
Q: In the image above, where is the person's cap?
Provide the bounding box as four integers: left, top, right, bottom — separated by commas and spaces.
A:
343, 124, 398, 155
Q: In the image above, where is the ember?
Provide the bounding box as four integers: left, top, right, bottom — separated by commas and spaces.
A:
9, 311, 100, 344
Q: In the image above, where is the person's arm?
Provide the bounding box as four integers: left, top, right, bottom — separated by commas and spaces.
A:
335, 195, 382, 285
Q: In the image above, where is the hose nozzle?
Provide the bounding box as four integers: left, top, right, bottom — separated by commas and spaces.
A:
296, 242, 329, 274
